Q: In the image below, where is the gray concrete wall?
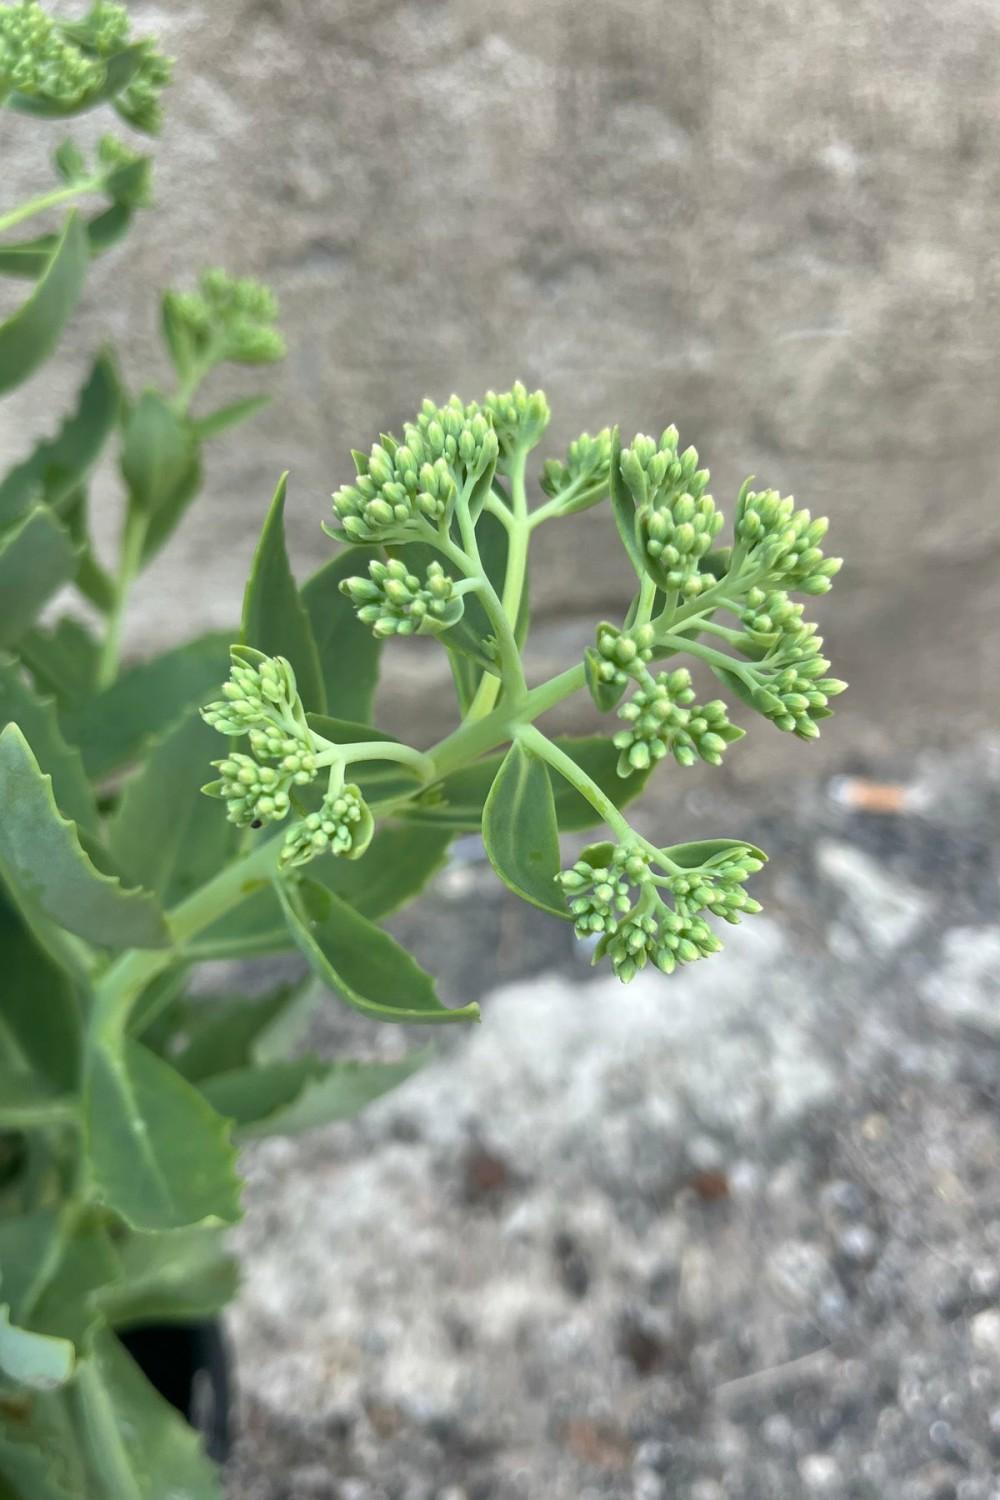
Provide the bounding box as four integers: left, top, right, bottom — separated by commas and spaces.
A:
2, 0, 997, 779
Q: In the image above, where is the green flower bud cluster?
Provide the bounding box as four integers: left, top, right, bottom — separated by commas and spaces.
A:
1, 1, 171, 130
557, 844, 648, 939
60, 4, 172, 132
619, 426, 711, 512
666, 849, 764, 923
409, 396, 498, 481
332, 435, 458, 543
735, 487, 842, 594
539, 427, 612, 505
483, 381, 551, 464
113, 43, 171, 133
613, 667, 741, 776
280, 784, 374, 869
585, 620, 655, 709
201, 648, 321, 827
599, 906, 722, 984
637, 489, 725, 596
205, 752, 294, 828
331, 399, 499, 544
340, 558, 464, 638
620, 428, 722, 596
749, 658, 847, 740
201, 648, 305, 738
1, 0, 102, 105
169, 270, 285, 367
739, 587, 817, 654
556, 839, 763, 983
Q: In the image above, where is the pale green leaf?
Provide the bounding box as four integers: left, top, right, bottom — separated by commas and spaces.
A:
100, 1227, 237, 1329
0, 655, 98, 832
73, 1328, 222, 1499
277, 878, 479, 1025
301, 549, 382, 722
242, 473, 325, 712
109, 710, 236, 904
482, 740, 566, 917
0, 900, 80, 1092
0, 352, 120, 526
0, 506, 79, 649
0, 214, 88, 394
201, 1052, 425, 1138
119, 391, 196, 519
0, 725, 169, 950
85, 1037, 242, 1232
62, 632, 230, 779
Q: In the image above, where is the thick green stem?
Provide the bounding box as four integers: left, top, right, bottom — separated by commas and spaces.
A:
96, 508, 148, 689
464, 449, 530, 720
0, 177, 101, 235
91, 834, 281, 1039
313, 738, 436, 781
517, 724, 636, 841
655, 631, 753, 682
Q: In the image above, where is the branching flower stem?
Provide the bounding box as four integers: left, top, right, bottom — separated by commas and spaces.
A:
0, 177, 103, 235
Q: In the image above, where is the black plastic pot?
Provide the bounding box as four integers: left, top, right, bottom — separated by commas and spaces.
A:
120, 1320, 233, 1462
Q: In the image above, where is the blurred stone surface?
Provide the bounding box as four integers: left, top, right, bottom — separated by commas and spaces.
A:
1, 0, 998, 774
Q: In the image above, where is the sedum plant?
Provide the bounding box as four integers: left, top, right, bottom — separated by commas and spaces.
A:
0, 5, 846, 1496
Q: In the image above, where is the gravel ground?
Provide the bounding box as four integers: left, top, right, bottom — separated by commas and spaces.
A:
223, 741, 1000, 1500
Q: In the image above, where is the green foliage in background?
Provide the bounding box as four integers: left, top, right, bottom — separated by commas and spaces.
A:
0, 5, 845, 1495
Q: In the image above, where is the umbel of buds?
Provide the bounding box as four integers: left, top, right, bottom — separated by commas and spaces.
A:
540, 428, 612, 507
164, 269, 285, 369
329, 398, 499, 545
0, 0, 172, 130
201, 647, 376, 869
556, 841, 764, 984
613, 668, 742, 775
341, 558, 465, 638
734, 485, 841, 595
483, 381, 551, 466
279, 784, 374, 868
620, 428, 724, 597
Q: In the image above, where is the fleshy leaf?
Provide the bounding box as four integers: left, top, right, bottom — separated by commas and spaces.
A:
190, 394, 270, 441
0, 900, 79, 1093
0, 201, 139, 279
85, 1037, 242, 1232
316, 823, 452, 919
277, 878, 480, 1025
119, 391, 196, 519
482, 740, 567, 917
0, 214, 88, 394
664, 837, 768, 868
0, 506, 79, 649
99, 1228, 237, 1329
72, 1328, 222, 1499
301, 550, 383, 723
0, 655, 98, 832
0, 1305, 75, 1391
170, 986, 307, 1082
200, 1051, 425, 1138
62, 632, 231, 779
0, 351, 120, 526
0, 725, 169, 950
242, 473, 325, 712
109, 710, 236, 904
